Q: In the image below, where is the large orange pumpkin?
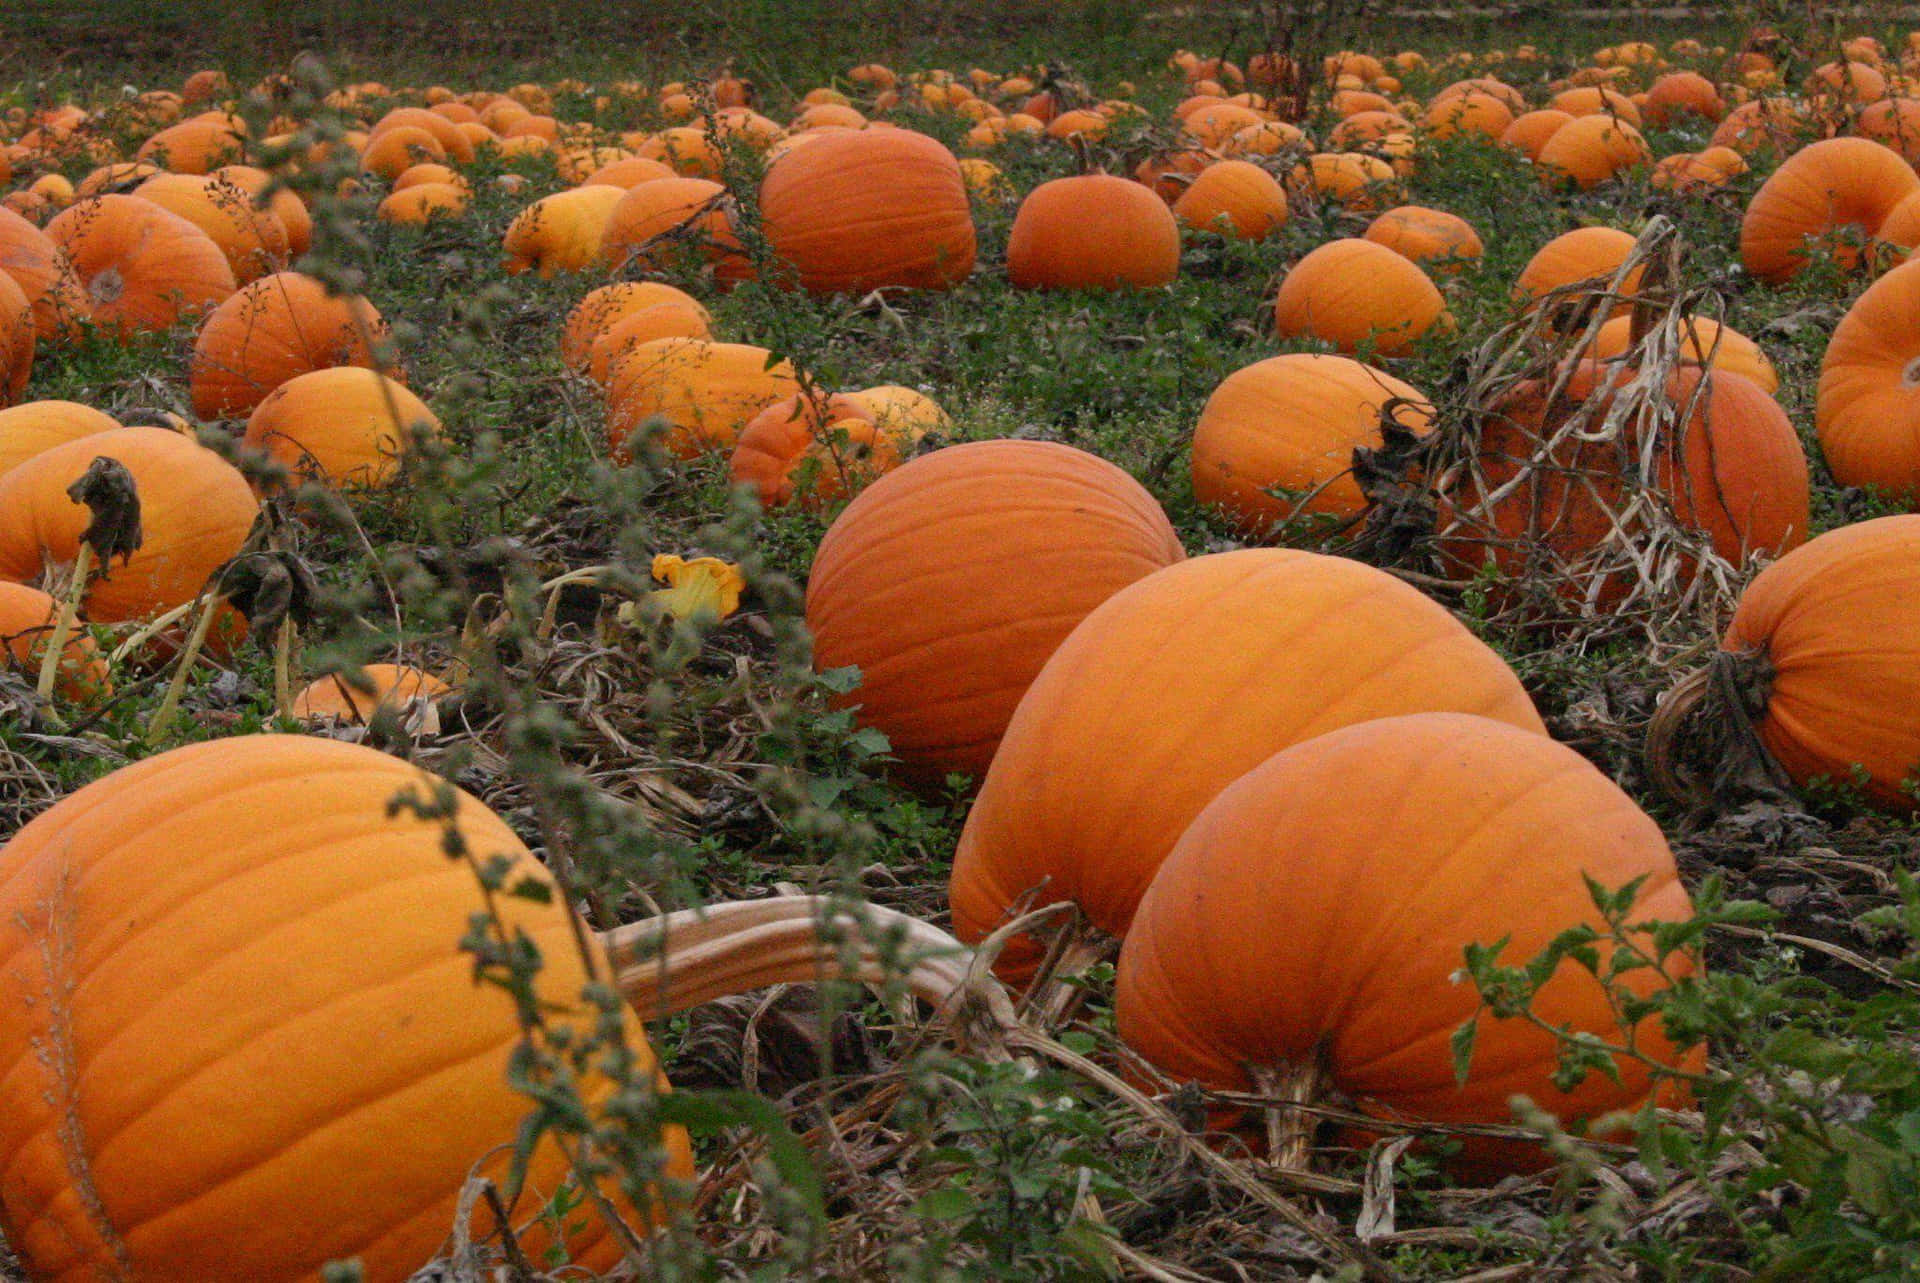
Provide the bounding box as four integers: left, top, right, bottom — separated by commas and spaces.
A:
188, 272, 394, 420
1007, 174, 1180, 290
0, 735, 694, 1283
1721, 515, 1920, 810
1115, 713, 1698, 1172
0, 205, 85, 341
1272, 237, 1452, 357
758, 127, 976, 293
501, 185, 627, 276
132, 172, 289, 283
134, 112, 245, 173
1535, 114, 1651, 189
243, 366, 439, 490
1191, 353, 1433, 535
0, 426, 259, 623
45, 195, 237, 335
1438, 363, 1810, 605
807, 440, 1184, 791
947, 549, 1545, 976
1816, 257, 1920, 505
602, 338, 801, 460
1514, 226, 1643, 317
1740, 137, 1920, 283
0, 400, 121, 481
599, 176, 746, 279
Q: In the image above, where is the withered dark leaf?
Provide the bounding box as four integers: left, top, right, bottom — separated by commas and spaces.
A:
216, 550, 321, 641
65, 458, 143, 566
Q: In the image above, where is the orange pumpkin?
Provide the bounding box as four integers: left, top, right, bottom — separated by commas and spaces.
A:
561, 281, 710, 375
1423, 89, 1514, 140
0, 579, 107, 701
600, 176, 746, 280
1008, 174, 1180, 290
1286, 151, 1402, 210
1816, 257, 1920, 504
211, 164, 313, 257
727, 386, 943, 508
133, 172, 289, 283
46, 195, 237, 335
0, 400, 122, 481
1438, 363, 1811, 606
1171, 160, 1289, 240
375, 182, 470, 225
367, 106, 478, 165
1721, 516, 1920, 809
1191, 353, 1434, 535
0, 735, 693, 1283
584, 303, 714, 388
1589, 314, 1778, 394
0, 272, 32, 405
0, 426, 258, 623
1535, 114, 1651, 189
188, 272, 394, 420
1115, 713, 1698, 1173
806, 440, 1184, 790
292, 664, 451, 722
1741, 138, 1920, 283
135, 112, 245, 173
1500, 109, 1575, 160
358, 125, 448, 181
1362, 204, 1483, 274
1514, 226, 1643, 317
501, 185, 627, 276
1272, 238, 1452, 357
948, 549, 1544, 976
758, 127, 976, 293
603, 338, 801, 460
1644, 71, 1727, 125
0, 204, 85, 341
243, 367, 439, 490
1854, 98, 1920, 164
1547, 85, 1643, 126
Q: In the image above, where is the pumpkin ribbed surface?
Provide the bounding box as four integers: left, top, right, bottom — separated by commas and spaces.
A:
759, 128, 976, 293
1724, 515, 1920, 810
1115, 713, 1697, 1171
188, 272, 394, 421
806, 440, 1184, 790
0, 735, 692, 1283
1815, 257, 1920, 504
1740, 137, 1920, 282
948, 549, 1545, 974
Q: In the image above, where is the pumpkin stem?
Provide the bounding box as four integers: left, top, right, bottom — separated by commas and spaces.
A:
1020, 925, 1118, 1026
1252, 1044, 1331, 1172
600, 895, 979, 1022
1903, 356, 1920, 389
1644, 647, 1796, 812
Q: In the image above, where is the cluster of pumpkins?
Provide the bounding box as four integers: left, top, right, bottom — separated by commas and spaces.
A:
4, 28, 1920, 1282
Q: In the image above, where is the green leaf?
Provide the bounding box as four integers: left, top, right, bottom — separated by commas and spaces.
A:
912, 1185, 974, 1221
